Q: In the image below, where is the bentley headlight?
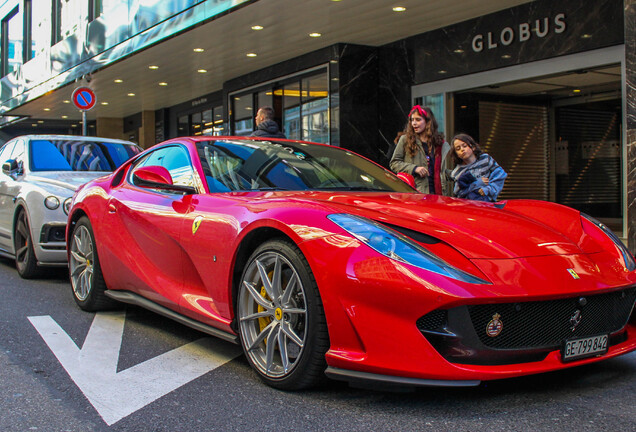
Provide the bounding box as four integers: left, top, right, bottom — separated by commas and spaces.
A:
44, 196, 60, 210
63, 197, 72, 215
328, 214, 488, 284
582, 213, 636, 271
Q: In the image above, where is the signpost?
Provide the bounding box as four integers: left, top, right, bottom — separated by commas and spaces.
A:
72, 87, 96, 136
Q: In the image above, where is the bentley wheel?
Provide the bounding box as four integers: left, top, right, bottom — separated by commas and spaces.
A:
237, 239, 329, 390
69, 216, 115, 311
14, 210, 41, 279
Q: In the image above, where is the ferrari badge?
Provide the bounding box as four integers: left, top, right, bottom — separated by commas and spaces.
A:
486, 313, 503, 337
192, 215, 203, 235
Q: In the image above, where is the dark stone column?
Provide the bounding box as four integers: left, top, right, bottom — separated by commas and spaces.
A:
626, 0, 636, 252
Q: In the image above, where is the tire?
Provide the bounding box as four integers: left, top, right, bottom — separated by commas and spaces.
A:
14, 210, 42, 279
68, 216, 116, 311
237, 239, 329, 390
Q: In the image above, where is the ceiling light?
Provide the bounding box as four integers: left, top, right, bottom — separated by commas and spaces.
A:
573, 89, 581, 93
43, 108, 50, 111
454, 49, 464, 54
63, 100, 70, 103
246, 53, 257, 57
309, 32, 321, 37
149, 65, 159, 69
38, 120, 44, 123
197, 69, 207, 73
193, 48, 204, 52
127, 93, 135, 96
32, 123, 37, 126
581, 34, 592, 39
438, 70, 447, 74
251, 25, 263, 30
114, 79, 123, 83
393, 6, 406, 12
62, 115, 68, 119
101, 102, 108, 105
71, 124, 77, 127
159, 82, 168, 86
501, 54, 511, 59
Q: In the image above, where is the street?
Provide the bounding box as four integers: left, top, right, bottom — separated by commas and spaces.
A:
1, 257, 635, 432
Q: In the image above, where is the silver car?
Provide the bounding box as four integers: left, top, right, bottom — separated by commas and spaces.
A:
0, 135, 141, 278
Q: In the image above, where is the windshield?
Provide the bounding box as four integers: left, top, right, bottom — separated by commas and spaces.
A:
30, 139, 141, 172
196, 139, 415, 193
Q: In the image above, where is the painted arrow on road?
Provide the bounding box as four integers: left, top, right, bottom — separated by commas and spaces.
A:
29, 311, 241, 425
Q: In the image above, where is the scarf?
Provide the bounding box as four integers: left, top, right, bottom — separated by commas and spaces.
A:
450, 154, 496, 193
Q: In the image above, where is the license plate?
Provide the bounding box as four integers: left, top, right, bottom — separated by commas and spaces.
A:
562, 334, 608, 362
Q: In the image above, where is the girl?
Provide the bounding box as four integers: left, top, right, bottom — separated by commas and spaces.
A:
449, 133, 507, 202
390, 105, 452, 195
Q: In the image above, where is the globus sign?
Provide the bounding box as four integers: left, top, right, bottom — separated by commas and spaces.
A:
72, 87, 97, 111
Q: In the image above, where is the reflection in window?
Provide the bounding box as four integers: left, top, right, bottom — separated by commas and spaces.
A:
2, 7, 22, 76
55, 0, 89, 43
29, 0, 52, 60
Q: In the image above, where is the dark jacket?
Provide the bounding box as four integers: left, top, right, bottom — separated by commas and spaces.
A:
250, 120, 286, 139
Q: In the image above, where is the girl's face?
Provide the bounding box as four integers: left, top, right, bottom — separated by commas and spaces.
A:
453, 139, 476, 162
410, 113, 427, 134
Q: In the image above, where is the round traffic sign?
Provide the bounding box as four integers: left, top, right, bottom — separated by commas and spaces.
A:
72, 87, 97, 111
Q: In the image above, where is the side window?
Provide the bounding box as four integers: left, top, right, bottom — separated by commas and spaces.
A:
133, 145, 195, 189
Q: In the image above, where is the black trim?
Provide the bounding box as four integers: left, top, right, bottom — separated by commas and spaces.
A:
104, 290, 239, 344
325, 367, 480, 388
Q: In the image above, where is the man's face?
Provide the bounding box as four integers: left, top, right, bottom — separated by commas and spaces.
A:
255, 110, 265, 125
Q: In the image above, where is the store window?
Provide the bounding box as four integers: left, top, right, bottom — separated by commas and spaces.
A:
231, 67, 331, 144
25, 0, 51, 61
177, 106, 227, 137
1, 7, 22, 77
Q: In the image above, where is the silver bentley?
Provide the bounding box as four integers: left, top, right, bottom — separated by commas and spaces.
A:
0, 135, 141, 278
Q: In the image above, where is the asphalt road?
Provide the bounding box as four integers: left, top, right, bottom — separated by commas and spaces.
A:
1, 257, 635, 432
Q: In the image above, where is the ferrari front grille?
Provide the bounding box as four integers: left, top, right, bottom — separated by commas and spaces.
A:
468, 287, 636, 349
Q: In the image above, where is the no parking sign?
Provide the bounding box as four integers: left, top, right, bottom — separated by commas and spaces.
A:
72, 87, 96, 111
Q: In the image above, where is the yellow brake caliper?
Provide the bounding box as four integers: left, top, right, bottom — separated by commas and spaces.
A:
257, 270, 274, 340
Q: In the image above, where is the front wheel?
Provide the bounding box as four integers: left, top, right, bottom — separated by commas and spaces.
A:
68, 216, 115, 311
14, 210, 41, 279
237, 239, 329, 390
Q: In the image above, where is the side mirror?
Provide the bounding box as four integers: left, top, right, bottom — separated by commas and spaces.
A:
132, 165, 197, 194
133, 165, 173, 186
396, 172, 416, 189
2, 159, 19, 175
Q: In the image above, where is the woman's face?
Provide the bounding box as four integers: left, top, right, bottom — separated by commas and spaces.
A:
453, 139, 475, 162
410, 113, 427, 134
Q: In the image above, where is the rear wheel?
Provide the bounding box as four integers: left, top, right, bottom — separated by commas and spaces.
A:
14, 210, 41, 279
69, 216, 115, 311
237, 239, 329, 390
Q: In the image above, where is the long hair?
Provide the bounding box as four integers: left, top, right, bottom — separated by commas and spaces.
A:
450, 133, 483, 165
404, 105, 444, 158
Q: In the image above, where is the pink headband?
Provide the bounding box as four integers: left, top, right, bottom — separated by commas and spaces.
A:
409, 105, 429, 119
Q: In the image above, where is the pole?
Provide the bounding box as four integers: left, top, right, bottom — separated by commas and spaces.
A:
82, 110, 87, 136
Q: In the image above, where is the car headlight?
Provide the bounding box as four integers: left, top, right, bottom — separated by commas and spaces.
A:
63, 197, 72, 215
44, 196, 60, 210
327, 214, 488, 284
581, 213, 636, 271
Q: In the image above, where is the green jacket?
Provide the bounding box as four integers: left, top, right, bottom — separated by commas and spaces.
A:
390, 134, 453, 195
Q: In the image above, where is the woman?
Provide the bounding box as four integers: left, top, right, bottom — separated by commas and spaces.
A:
448, 133, 507, 201
390, 105, 452, 195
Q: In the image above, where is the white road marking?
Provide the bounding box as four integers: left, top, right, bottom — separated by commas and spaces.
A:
28, 311, 241, 425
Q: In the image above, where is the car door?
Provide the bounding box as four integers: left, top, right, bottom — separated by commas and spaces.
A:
0, 140, 17, 251
100, 144, 196, 310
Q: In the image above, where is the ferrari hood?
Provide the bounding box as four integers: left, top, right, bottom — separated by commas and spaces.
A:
28, 171, 108, 193
296, 192, 585, 260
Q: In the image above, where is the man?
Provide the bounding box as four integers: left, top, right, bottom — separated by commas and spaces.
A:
251, 106, 286, 139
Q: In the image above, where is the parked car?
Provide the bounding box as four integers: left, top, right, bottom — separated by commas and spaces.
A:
66, 136, 636, 390
0, 135, 141, 278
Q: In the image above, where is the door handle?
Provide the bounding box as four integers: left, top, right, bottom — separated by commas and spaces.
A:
108, 204, 117, 214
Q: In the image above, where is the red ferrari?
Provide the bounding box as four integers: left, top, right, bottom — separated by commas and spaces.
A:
66, 137, 636, 390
